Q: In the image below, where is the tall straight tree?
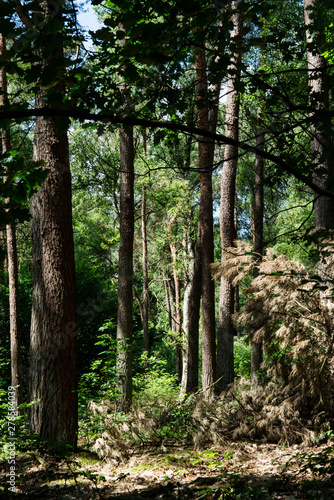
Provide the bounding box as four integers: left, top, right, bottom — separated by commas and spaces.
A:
0, 31, 22, 405
116, 26, 135, 411
251, 109, 264, 383
181, 223, 201, 394
141, 133, 150, 355
116, 122, 134, 411
217, 0, 243, 393
196, 45, 216, 398
167, 218, 182, 381
15, 0, 78, 445
304, 0, 334, 240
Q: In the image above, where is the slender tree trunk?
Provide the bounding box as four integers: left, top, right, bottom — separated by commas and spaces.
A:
196, 47, 216, 398
234, 192, 242, 338
167, 221, 182, 381
251, 111, 264, 383
181, 222, 194, 393
217, 0, 243, 393
141, 184, 150, 353
304, 0, 334, 237
116, 123, 134, 411
0, 32, 22, 405
183, 224, 201, 393
141, 131, 150, 354
116, 23, 135, 411
163, 270, 172, 330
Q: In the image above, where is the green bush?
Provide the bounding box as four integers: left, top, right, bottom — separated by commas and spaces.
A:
234, 338, 252, 378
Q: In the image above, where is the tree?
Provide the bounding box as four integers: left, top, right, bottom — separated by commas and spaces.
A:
0, 31, 22, 405
14, 0, 78, 445
217, 0, 243, 393
304, 0, 334, 239
251, 109, 264, 383
196, 44, 217, 398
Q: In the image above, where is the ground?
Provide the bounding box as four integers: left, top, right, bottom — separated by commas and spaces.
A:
0, 441, 333, 499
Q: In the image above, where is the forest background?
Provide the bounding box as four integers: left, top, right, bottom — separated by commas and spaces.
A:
0, 0, 334, 497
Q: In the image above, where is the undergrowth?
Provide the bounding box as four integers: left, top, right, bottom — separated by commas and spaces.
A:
81, 371, 334, 461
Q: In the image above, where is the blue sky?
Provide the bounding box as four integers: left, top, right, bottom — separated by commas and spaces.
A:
77, 1, 101, 46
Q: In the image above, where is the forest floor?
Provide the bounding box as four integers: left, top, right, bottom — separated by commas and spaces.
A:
1, 440, 333, 499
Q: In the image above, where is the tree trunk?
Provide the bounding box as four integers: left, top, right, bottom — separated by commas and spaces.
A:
196, 47, 216, 399
116, 123, 134, 411
163, 270, 173, 330
181, 222, 194, 394
167, 221, 182, 382
304, 0, 334, 236
217, 0, 243, 393
183, 224, 201, 393
251, 111, 264, 384
0, 32, 22, 406
29, 98, 77, 445
20, 0, 77, 446
141, 184, 150, 353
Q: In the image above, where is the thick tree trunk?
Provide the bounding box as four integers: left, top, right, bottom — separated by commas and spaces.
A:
217, 0, 242, 393
251, 114, 264, 383
15, 0, 78, 445
29, 99, 77, 444
116, 124, 134, 411
0, 32, 22, 405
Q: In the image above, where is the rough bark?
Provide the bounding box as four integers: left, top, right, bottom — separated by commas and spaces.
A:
29, 97, 77, 444
183, 224, 201, 393
14, 0, 78, 445
217, 0, 243, 393
116, 124, 134, 411
141, 184, 150, 353
196, 47, 216, 399
0, 32, 22, 405
304, 0, 334, 237
251, 112, 264, 383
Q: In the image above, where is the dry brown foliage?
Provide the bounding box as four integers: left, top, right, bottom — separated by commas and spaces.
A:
212, 240, 334, 413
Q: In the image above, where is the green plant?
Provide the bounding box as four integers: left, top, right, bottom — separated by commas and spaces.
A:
234, 338, 252, 378
285, 445, 334, 479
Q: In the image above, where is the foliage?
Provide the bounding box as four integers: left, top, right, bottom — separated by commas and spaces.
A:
234, 338, 252, 378
284, 442, 334, 479
212, 239, 334, 412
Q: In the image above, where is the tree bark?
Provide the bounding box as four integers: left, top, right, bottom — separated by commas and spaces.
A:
167, 220, 182, 382
0, 32, 22, 406
181, 222, 194, 393
217, 0, 243, 393
183, 224, 201, 393
29, 95, 77, 445
196, 47, 216, 399
141, 130, 150, 354
14, 0, 77, 445
141, 184, 150, 354
116, 123, 134, 411
163, 270, 173, 330
251, 111, 264, 383
304, 0, 334, 237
